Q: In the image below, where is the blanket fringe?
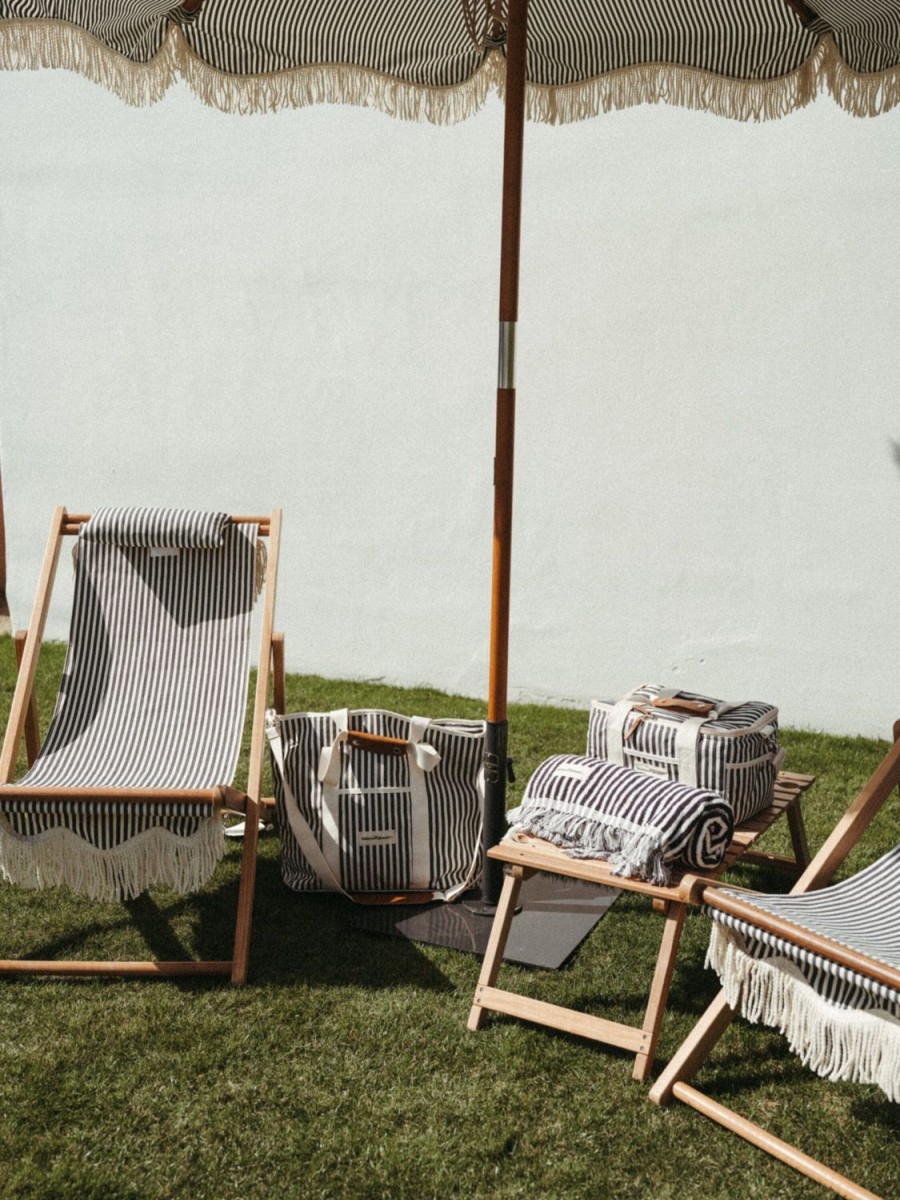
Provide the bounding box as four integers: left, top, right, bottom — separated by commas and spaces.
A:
0, 815, 224, 902
708, 923, 900, 1102
507, 806, 671, 884
3, 22, 899, 122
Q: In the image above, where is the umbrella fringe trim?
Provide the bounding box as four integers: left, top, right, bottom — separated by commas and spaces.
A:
520, 36, 900, 124
0, 20, 501, 122
0, 18, 178, 107
824, 38, 900, 117
175, 36, 502, 123
3, 23, 900, 122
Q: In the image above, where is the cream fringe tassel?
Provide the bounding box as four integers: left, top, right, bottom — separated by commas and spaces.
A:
522, 37, 900, 124
0, 20, 501, 122
3, 22, 900, 122
708, 923, 900, 1102
0, 815, 224, 902
507, 807, 675, 884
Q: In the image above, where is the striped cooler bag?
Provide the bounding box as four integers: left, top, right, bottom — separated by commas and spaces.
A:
266, 708, 485, 901
588, 685, 783, 825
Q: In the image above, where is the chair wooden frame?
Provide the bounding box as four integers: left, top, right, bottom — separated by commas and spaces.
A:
468, 770, 815, 1081
0, 506, 285, 986
647, 723, 900, 1200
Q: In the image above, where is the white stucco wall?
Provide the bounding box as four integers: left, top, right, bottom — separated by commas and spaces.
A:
1, 68, 898, 737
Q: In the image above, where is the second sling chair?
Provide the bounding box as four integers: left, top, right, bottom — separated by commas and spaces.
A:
0, 506, 283, 985
649, 723, 900, 1200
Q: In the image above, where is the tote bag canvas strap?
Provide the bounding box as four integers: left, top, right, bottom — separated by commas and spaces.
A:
266, 715, 346, 895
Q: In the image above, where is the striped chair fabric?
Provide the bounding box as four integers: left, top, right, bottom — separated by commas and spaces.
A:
2, 0, 899, 120
706, 845, 900, 1101
0, 508, 261, 901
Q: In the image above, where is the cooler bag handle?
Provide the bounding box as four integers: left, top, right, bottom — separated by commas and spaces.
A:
606, 695, 717, 788
605, 697, 644, 765
673, 716, 707, 787
607, 688, 745, 764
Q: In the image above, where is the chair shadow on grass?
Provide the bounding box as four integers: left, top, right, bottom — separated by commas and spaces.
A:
1, 839, 454, 994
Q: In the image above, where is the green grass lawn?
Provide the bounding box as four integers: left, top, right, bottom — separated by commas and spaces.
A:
0, 637, 897, 1200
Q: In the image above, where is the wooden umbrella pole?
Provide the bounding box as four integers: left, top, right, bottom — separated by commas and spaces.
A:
480, 0, 529, 909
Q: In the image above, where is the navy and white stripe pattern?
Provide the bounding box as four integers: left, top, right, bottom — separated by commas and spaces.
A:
528, 0, 815, 84
2, 1, 900, 118
273, 709, 484, 895
589, 687, 780, 826
706, 846, 900, 1100
185, 0, 482, 86
83, 505, 231, 547
0, 508, 258, 898
507, 754, 733, 884
1, 0, 177, 63
3, 0, 898, 77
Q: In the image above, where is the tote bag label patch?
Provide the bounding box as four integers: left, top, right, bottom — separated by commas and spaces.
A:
358, 829, 398, 847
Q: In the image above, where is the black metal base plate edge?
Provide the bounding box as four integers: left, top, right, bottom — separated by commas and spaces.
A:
351, 874, 620, 970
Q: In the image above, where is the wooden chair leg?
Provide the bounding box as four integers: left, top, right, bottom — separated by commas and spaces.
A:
670, 1082, 884, 1200
785, 798, 811, 869
467, 867, 525, 1030
648, 989, 736, 1105
13, 630, 41, 768
271, 631, 286, 715
632, 900, 688, 1082
230, 795, 261, 987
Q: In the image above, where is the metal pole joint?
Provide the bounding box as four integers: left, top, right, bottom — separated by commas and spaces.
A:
498, 320, 516, 390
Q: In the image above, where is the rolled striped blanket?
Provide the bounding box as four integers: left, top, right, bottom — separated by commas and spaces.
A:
506, 754, 733, 885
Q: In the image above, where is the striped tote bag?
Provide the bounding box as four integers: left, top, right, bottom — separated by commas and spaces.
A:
267, 708, 485, 900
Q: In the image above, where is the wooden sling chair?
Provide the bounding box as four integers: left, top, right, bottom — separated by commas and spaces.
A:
648, 723, 900, 1200
468, 766, 816, 1081
0, 505, 284, 986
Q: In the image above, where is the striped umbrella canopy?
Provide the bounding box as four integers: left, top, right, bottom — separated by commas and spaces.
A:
3, 0, 900, 906
2, 0, 900, 120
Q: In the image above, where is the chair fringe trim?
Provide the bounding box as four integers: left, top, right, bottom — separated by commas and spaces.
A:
3, 22, 899, 122
708, 923, 900, 1102
0, 815, 224, 902
507, 808, 672, 884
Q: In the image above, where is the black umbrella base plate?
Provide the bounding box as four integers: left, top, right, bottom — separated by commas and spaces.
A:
352, 874, 620, 969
